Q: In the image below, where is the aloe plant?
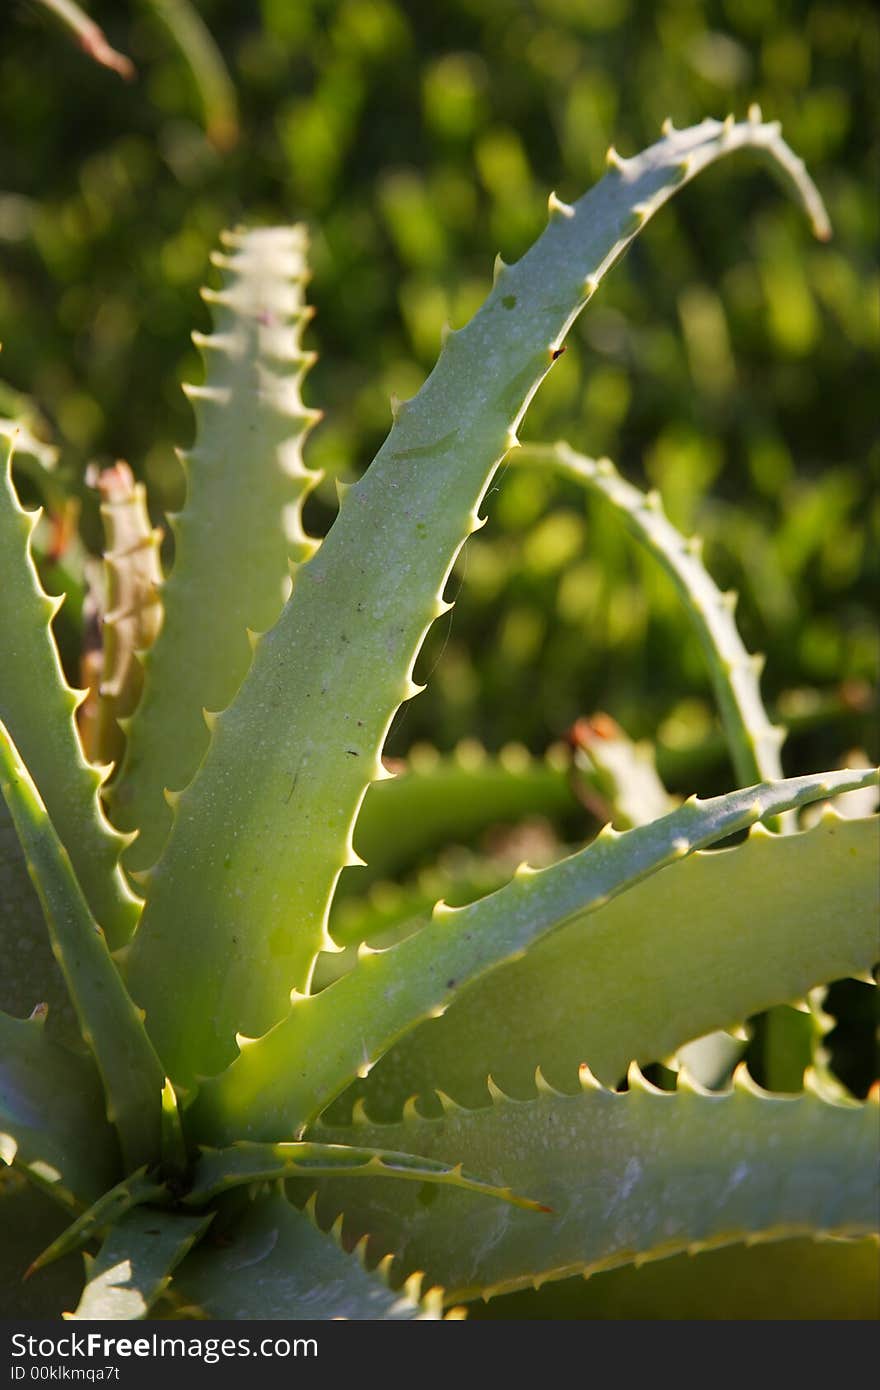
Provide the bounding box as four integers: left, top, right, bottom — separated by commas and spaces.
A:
1, 112, 877, 1322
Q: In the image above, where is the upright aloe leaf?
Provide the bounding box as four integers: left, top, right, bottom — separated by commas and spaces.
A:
0, 440, 139, 950
125, 115, 830, 1089
0, 722, 165, 1172
111, 226, 321, 871
193, 767, 876, 1144
305, 1070, 878, 1301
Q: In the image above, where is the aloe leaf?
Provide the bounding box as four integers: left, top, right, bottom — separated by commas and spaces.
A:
68, 1208, 213, 1321
183, 1141, 547, 1212
78, 463, 163, 770
472, 1235, 880, 1320
127, 115, 829, 1089
0, 801, 77, 1043
0, 721, 165, 1170
349, 741, 576, 890
341, 811, 878, 1116
0, 1010, 118, 1209
303, 1069, 878, 1302
171, 1189, 443, 1320
26, 1169, 167, 1276
111, 226, 321, 872
523, 445, 787, 797
194, 766, 876, 1144
0, 440, 140, 950
34, 0, 135, 80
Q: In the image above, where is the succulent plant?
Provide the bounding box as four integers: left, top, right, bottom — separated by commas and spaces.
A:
1, 111, 876, 1322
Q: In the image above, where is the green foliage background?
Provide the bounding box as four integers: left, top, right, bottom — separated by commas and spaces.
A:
2, 0, 876, 787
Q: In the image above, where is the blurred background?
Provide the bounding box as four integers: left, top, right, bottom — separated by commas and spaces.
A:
1, 0, 876, 777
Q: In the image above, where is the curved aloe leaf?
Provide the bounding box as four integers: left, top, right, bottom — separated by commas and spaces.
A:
193, 766, 876, 1144
184, 1141, 547, 1212
0, 1010, 118, 1209
304, 1068, 878, 1301
521, 445, 787, 797
171, 1189, 443, 1320
111, 225, 321, 872
126, 115, 830, 1090
68, 1208, 212, 1321
342, 811, 878, 1116
0, 440, 139, 950
0, 721, 165, 1171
